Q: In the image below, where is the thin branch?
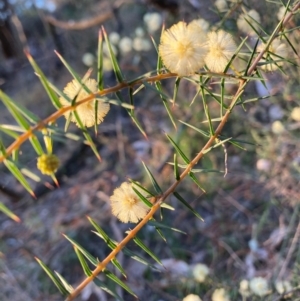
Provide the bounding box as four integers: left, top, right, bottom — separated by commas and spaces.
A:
0, 70, 249, 163
44, 13, 113, 31
43, 0, 134, 30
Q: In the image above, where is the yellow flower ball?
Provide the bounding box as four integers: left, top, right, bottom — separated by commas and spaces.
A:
37, 154, 60, 175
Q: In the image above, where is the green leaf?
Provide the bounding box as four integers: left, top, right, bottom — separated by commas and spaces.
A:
129, 180, 155, 197
160, 203, 175, 210
107, 99, 134, 110
93, 278, 124, 301
89, 217, 142, 276
0, 93, 29, 128
166, 134, 190, 164
35, 257, 70, 296
172, 77, 180, 105
141, 162, 162, 194
63, 234, 98, 266
220, 78, 225, 117
190, 87, 201, 106
155, 224, 167, 242
104, 270, 137, 297
123, 249, 157, 269
202, 137, 232, 154
244, 17, 266, 42
168, 162, 223, 174
132, 84, 145, 96
236, 94, 270, 105
127, 70, 157, 85
97, 30, 104, 90
223, 36, 248, 74
91, 237, 133, 277
102, 27, 124, 83
93, 98, 99, 134
0, 91, 44, 155
127, 89, 147, 138
0, 202, 21, 222
72, 69, 94, 103
4, 160, 35, 197
244, 38, 260, 76
21, 167, 41, 182
116, 90, 147, 139
188, 172, 206, 193
0, 140, 6, 155
199, 76, 214, 135
173, 191, 204, 221
25, 51, 61, 109
72, 110, 101, 161
174, 153, 180, 180
200, 83, 228, 110
155, 81, 177, 129
111, 258, 127, 278
54, 271, 74, 293
0, 125, 20, 139
74, 246, 93, 276
148, 220, 186, 234
224, 136, 256, 146
256, 68, 269, 91
142, 81, 170, 101
282, 31, 298, 55
88, 217, 116, 247
0, 90, 40, 124
179, 120, 210, 137
29, 136, 44, 156
132, 187, 153, 208
54, 50, 82, 85
151, 34, 163, 73
133, 236, 162, 265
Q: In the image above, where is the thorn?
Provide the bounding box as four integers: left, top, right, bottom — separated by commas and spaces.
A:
53, 176, 60, 188
13, 216, 21, 223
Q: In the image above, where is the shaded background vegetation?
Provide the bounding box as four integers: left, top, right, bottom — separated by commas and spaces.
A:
0, 0, 300, 300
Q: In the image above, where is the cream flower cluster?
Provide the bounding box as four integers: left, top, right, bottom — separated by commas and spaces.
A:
205, 30, 236, 73
159, 21, 208, 76
159, 21, 236, 76
183, 294, 202, 301
192, 263, 210, 283
110, 182, 150, 223
237, 9, 261, 35
258, 38, 287, 72
60, 78, 110, 127
212, 288, 230, 301
249, 277, 270, 297
239, 279, 251, 297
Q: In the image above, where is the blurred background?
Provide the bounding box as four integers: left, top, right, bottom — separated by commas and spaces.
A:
0, 0, 300, 300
